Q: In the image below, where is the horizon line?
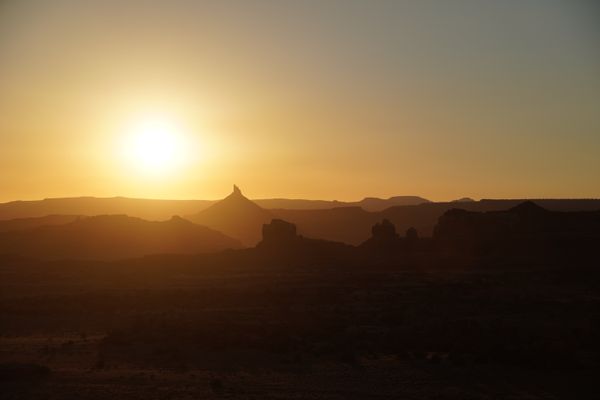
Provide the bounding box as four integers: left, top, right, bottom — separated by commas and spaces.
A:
2, 194, 600, 206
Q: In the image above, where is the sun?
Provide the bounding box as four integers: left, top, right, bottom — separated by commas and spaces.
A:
121, 115, 188, 175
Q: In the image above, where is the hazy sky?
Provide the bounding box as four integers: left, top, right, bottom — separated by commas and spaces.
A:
1, 0, 599, 202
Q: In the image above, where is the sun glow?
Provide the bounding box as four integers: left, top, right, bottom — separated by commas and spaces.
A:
121, 115, 189, 176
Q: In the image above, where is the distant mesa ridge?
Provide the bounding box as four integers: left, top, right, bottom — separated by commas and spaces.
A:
2, 187, 600, 247
452, 197, 475, 203
0, 200, 598, 263
0, 192, 432, 221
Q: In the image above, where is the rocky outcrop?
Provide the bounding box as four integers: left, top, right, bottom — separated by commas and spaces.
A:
261, 219, 298, 244
406, 227, 419, 241
359, 219, 426, 257
359, 219, 402, 252
371, 219, 398, 240
256, 219, 353, 264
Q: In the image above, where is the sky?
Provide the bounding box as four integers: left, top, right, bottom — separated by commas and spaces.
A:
1, 0, 599, 202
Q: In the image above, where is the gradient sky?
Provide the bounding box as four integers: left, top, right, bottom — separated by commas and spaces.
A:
1, 0, 599, 202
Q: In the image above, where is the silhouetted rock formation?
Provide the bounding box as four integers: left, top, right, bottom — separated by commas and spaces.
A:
406, 227, 419, 241
274, 199, 600, 245
257, 219, 353, 264
359, 219, 402, 255
434, 201, 551, 245
372, 218, 398, 240
2, 195, 600, 246
433, 201, 600, 263
262, 218, 297, 244
359, 220, 430, 260
0, 215, 241, 261
188, 185, 273, 246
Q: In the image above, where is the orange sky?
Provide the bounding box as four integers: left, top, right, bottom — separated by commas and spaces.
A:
1, 1, 599, 202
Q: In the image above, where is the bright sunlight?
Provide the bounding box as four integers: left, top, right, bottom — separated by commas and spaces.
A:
121, 115, 189, 176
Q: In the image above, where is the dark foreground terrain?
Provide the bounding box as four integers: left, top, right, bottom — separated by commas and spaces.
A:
1, 253, 599, 399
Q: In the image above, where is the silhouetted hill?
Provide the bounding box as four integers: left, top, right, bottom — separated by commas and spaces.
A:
188, 186, 273, 246
434, 201, 600, 262
0, 215, 81, 232
0, 215, 241, 261
0, 197, 215, 221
